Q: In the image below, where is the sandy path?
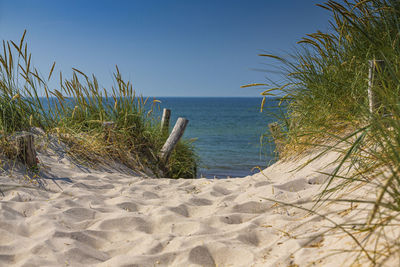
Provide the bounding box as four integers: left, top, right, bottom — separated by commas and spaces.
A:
0, 147, 378, 266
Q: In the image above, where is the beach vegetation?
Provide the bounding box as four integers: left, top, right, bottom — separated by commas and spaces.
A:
0, 32, 197, 178
248, 0, 400, 264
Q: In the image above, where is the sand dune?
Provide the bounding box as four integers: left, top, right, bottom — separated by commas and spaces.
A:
0, 142, 393, 266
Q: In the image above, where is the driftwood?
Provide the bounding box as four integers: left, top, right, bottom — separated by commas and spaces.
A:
368, 59, 385, 114
17, 133, 37, 167
159, 117, 188, 162
161, 108, 171, 134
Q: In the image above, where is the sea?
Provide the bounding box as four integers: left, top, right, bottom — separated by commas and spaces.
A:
42, 96, 281, 178
155, 97, 280, 178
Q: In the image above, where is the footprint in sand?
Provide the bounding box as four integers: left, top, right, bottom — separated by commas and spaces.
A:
63, 207, 96, 221
142, 191, 159, 199
98, 216, 153, 234
237, 231, 260, 246
210, 185, 232, 196
169, 204, 190, 217
188, 246, 216, 267
220, 214, 243, 224
189, 197, 213, 206
0, 255, 15, 265
233, 201, 270, 214
273, 178, 309, 192
254, 180, 271, 187
52, 230, 101, 248
71, 182, 115, 190
63, 247, 109, 264
116, 202, 138, 212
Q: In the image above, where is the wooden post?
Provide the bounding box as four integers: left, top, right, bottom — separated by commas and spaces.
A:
368, 59, 385, 114
161, 108, 171, 134
17, 133, 37, 167
103, 121, 115, 142
269, 122, 283, 154
159, 117, 188, 162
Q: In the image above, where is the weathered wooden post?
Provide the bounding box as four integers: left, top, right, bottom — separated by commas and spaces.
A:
17, 133, 37, 167
368, 59, 385, 114
159, 117, 188, 162
269, 122, 284, 154
103, 121, 115, 142
160, 108, 171, 134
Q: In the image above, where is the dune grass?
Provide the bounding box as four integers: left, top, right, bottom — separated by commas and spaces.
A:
0, 32, 197, 178
247, 0, 400, 264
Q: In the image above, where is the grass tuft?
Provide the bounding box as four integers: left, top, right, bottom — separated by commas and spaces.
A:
253, 0, 400, 264
0, 32, 197, 178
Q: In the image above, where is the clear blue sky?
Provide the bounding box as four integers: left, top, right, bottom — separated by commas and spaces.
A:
0, 0, 332, 97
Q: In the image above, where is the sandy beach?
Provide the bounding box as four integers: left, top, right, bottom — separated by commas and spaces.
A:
0, 135, 392, 267
0, 0, 398, 266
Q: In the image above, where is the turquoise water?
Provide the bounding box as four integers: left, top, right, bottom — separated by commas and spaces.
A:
156, 97, 279, 178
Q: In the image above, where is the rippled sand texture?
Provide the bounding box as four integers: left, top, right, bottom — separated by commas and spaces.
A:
0, 147, 391, 267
